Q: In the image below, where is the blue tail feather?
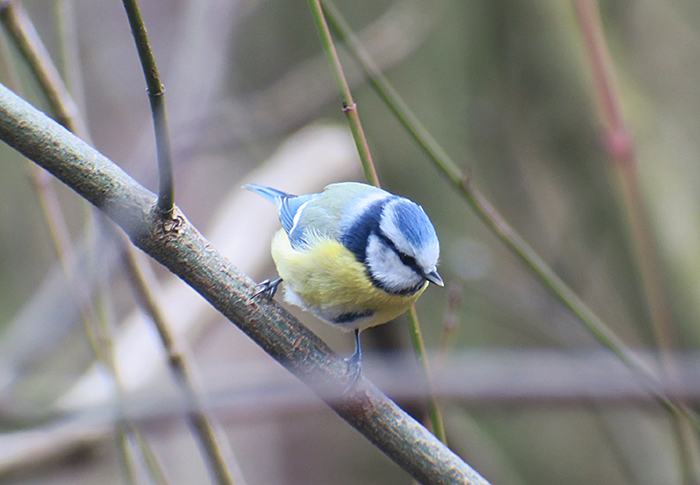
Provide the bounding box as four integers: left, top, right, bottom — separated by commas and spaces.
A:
244, 183, 317, 235
242, 184, 292, 203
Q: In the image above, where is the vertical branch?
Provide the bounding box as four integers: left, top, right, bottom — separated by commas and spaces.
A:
572, 0, 674, 352
122, 0, 174, 216
118, 6, 239, 480
0, 4, 174, 482
307, 0, 446, 444
574, 0, 700, 481
406, 306, 446, 443
307, 0, 379, 187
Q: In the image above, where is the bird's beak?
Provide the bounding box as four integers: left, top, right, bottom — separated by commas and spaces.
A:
425, 269, 444, 286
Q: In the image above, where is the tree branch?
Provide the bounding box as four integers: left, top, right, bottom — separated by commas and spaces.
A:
0, 83, 489, 485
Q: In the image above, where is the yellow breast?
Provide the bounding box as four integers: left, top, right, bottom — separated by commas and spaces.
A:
270, 229, 427, 331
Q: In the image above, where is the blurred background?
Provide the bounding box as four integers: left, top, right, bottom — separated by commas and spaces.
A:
1, 0, 700, 483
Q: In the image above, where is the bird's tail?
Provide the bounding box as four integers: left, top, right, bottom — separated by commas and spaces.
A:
244, 184, 316, 234
242, 184, 293, 205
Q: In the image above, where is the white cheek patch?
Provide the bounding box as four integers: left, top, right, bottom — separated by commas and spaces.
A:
366, 234, 422, 292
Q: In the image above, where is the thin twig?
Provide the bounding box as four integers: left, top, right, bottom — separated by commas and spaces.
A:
128, 423, 169, 485
0, 0, 89, 140
572, 0, 700, 480
572, 0, 676, 362
115, 425, 138, 485
572, 0, 676, 367
54, 0, 88, 119
119, 4, 242, 481
437, 281, 462, 371
406, 306, 446, 443
307, 0, 378, 187
122, 0, 174, 216
307, 0, 447, 444
120, 238, 240, 485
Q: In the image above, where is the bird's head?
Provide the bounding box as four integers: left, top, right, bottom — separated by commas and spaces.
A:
363, 197, 442, 295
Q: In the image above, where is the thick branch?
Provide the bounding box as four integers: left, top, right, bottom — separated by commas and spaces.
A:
0, 83, 488, 485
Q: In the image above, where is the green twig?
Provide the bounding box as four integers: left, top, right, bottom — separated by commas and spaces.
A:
116, 424, 138, 485
319, 0, 700, 429
122, 0, 174, 216
307, 0, 447, 444
407, 306, 446, 444
0, 83, 490, 484
320, 0, 462, 185
307, 0, 378, 187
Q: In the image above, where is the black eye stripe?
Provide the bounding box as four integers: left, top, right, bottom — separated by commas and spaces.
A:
375, 231, 422, 276
362, 232, 426, 296
398, 251, 417, 268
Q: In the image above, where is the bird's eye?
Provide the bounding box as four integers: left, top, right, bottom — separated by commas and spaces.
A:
373, 230, 424, 281
397, 251, 417, 269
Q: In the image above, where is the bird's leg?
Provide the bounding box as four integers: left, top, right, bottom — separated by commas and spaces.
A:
251, 278, 283, 299
343, 328, 363, 393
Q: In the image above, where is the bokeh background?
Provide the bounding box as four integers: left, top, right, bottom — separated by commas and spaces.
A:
1, 0, 700, 483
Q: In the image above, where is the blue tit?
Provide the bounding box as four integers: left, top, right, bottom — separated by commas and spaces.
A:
244, 182, 443, 388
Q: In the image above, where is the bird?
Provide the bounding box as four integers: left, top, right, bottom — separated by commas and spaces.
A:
243, 181, 443, 389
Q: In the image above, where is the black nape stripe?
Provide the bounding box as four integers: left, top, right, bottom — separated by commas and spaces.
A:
376, 231, 422, 276
340, 198, 393, 263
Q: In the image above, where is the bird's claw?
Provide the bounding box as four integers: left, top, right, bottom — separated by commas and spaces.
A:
251, 278, 282, 300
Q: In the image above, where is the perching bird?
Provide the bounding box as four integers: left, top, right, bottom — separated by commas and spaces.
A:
244, 182, 443, 388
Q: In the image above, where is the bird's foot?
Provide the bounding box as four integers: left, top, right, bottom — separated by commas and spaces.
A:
250, 278, 282, 300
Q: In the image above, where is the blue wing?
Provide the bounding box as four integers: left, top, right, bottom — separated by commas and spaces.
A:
243, 184, 317, 235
